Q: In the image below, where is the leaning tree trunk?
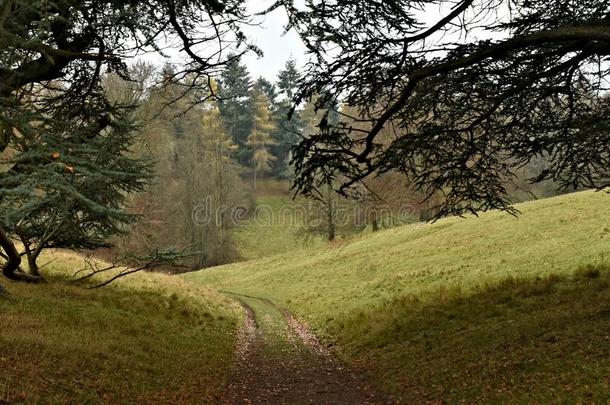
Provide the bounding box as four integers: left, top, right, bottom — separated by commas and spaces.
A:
26, 253, 40, 277
21, 238, 42, 277
0, 226, 21, 279
0, 227, 42, 283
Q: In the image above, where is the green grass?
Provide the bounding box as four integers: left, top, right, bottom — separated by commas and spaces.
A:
338, 270, 610, 403
234, 179, 324, 260
186, 190, 610, 402
0, 251, 240, 404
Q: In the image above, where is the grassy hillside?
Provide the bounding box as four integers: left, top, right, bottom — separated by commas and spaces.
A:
0, 251, 240, 404
186, 190, 610, 402
234, 179, 323, 260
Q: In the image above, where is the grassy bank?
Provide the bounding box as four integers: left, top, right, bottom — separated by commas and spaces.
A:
0, 251, 240, 404
186, 190, 610, 402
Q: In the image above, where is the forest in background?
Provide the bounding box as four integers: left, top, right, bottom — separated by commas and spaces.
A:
101, 57, 570, 271
102, 58, 302, 269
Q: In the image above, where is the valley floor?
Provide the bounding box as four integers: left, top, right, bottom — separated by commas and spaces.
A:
188, 190, 610, 403
2, 190, 609, 403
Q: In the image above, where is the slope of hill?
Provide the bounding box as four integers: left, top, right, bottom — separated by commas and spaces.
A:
0, 251, 240, 403
186, 190, 610, 403
233, 179, 324, 260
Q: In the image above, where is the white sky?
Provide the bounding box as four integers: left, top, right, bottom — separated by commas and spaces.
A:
134, 1, 308, 83
242, 1, 308, 82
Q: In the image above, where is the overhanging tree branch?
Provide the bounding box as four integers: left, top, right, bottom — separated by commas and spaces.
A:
287, 0, 610, 217
359, 25, 610, 163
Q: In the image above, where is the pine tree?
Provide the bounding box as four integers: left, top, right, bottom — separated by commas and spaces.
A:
247, 89, 277, 190
254, 77, 278, 106
218, 57, 253, 165
271, 58, 303, 178
0, 87, 150, 279
277, 58, 300, 100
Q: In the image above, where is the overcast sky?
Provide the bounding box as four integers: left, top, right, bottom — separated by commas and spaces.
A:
134, 2, 307, 83
242, 1, 308, 82
136, 2, 503, 83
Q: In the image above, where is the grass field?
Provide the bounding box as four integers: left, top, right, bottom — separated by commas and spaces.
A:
0, 251, 240, 404
186, 190, 610, 402
234, 179, 324, 260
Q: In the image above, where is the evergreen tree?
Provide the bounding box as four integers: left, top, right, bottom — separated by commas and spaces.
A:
0, 88, 150, 279
286, 0, 610, 216
0, 0, 252, 286
277, 58, 300, 101
254, 77, 278, 106
218, 57, 253, 165
271, 58, 303, 178
247, 89, 277, 190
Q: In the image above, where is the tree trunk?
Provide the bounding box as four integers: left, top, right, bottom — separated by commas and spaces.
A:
253, 167, 257, 190
22, 240, 41, 277
0, 227, 42, 283
0, 226, 21, 280
27, 254, 40, 277
326, 184, 336, 241
328, 218, 336, 241
327, 206, 336, 241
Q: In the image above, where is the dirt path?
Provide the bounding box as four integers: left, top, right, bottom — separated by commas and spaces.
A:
218, 292, 393, 405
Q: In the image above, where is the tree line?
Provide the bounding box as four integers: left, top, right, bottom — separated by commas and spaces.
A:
2, 0, 607, 289
104, 58, 308, 269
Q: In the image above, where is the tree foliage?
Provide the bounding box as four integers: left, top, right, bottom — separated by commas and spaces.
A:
218, 57, 254, 165
0, 0, 254, 283
112, 68, 247, 270
272, 58, 303, 178
278, 0, 610, 217
248, 88, 277, 189
0, 90, 150, 277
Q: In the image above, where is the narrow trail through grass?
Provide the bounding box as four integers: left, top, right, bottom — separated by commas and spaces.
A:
188, 190, 610, 402
220, 291, 390, 405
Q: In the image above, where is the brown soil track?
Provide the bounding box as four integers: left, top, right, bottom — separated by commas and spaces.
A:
217, 293, 395, 405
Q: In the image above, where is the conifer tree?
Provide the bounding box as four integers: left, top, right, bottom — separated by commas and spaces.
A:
0, 0, 252, 286
0, 88, 150, 280
285, 0, 610, 216
218, 58, 254, 165
271, 58, 303, 178
254, 77, 278, 106
247, 89, 277, 190
277, 58, 300, 101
